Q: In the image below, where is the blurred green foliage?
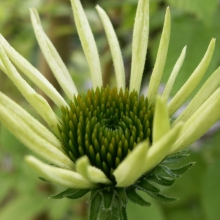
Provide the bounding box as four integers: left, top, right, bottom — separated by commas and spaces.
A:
0, 0, 220, 219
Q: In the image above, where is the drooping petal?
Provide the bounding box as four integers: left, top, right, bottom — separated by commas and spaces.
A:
0, 92, 62, 151
174, 67, 220, 124
70, 0, 102, 89
168, 39, 216, 116
76, 156, 111, 184
169, 88, 220, 154
96, 5, 125, 91
113, 140, 149, 187
0, 103, 74, 169
25, 156, 96, 189
143, 122, 183, 173
30, 9, 77, 100
147, 7, 171, 105
153, 96, 170, 143
129, 0, 149, 94
0, 35, 68, 108
0, 43, 60, 135
162, 46, 187, 99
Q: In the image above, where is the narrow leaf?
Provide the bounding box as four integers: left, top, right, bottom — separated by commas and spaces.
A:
89, 190, 102, 220
148, 175, 175, 186
50, 188, 90, 199
116, 188, 127, 207
136, 179, 160, 193
102, 190, 115, 209
147, 192, 177, 202
170, 162, 195, 175
126, 189, 151, 206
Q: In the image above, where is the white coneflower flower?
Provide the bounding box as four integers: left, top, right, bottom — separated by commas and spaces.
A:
0, 0, 220, 219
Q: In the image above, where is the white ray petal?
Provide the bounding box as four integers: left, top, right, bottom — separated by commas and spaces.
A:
162, 46, 187, 99
174, 67, 220, 124
30, 8, 77, 100
169, 89, 220, 154
0, 104, 74, 169
76, 156, 111, 184
113, 140, 149, 187
143, 122, 183, 173
70, 0, 102, 89
25, 156, 96, 189
153, 96, 170, 143
0, 35, 68, 108
129, 0, 149, 94
96, 5, 125, 91
0, 43, 60, 135
169, 39, 216, 116
147, 7, 171, 105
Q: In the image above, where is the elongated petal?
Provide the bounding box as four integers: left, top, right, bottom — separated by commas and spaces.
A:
0, 43, 60, 135
30, 9, 77, 100
96, 6, 125, 91
162, 46, 187, 99
70, 0, 102, 89
0, 35, 68, 108
113, 140, 149, 187
25, 156, 96, 188
143, 122, 183, 173
169, 39, 215, 116
0, 92, 62, 151
153, 96, 170, 143
147, 7, 171, 105
0, 104, 74, 169
174, 67, 220, 124
169, 89, 220, 154
76, 156, 111, 184
129, 0, 149, 94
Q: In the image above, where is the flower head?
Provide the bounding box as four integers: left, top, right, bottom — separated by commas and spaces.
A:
0, 0, 220, 219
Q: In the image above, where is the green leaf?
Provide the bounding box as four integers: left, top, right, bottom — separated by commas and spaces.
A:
162, 150, 189, 164
126, 189, 151, 206
153, 165, 177, 178
102, 190, 115, 209
136, 179, 160, 193
89, 190, 102, 220
119, 204, 128, 220
50, 188, 90, 199
148, 175, 175, 186
147, 192, 177, 202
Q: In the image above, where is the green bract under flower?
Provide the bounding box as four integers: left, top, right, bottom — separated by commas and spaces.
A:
60, 86, 154, 182
0, 0, 220, 219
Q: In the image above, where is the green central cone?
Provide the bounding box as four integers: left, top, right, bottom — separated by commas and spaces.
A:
59, 86, 154, 182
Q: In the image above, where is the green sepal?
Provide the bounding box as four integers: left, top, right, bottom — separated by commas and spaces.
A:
147, 192, 177, 202
126, 188, 151, 206
170, 162, 195, 176
118, 200, 128, 220
162, 149, 189, 164
39, 177, 50, 182
50, 188, 90, 199
116, 188, 127, 207
136, 178, 160, 193
152, 165, 177, 178
89, 190, 102, 220
148, 175, 175, 186
102, 190, 115, 209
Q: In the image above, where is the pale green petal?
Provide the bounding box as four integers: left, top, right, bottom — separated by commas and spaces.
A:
169, 39, 215, 116
30, 9, 77, 100
174, 67, 220, 124
0, 92, 62, 151
143, 122, 183, 173
169, 89, 220, 154
113, 140, 149, 187
153, 96, 170, 143
76, 156, 111, 184
147, 7, 171, 105
0, 104, 74, 169
162, 46, 187, 99
129, 0, 149, 94
96, 5, 125, 91
25, 156, 96, 189
0, 43, 60, 135
0, 35, 68, 108
70, 0, 102, 89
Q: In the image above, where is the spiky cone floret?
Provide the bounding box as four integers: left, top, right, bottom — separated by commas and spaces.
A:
0, 0, 220, 219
